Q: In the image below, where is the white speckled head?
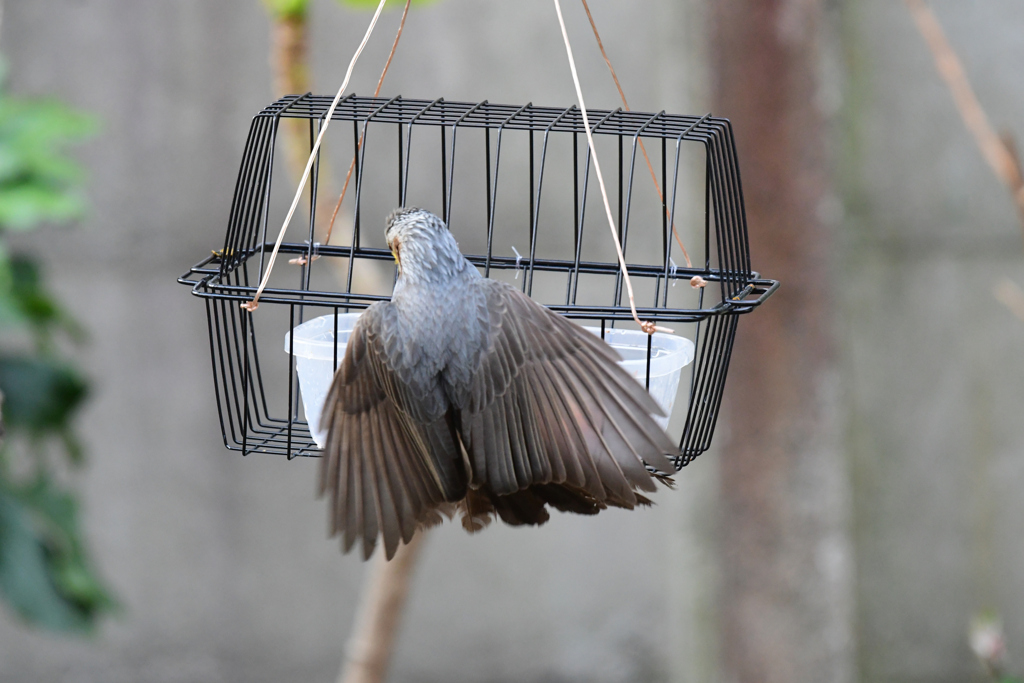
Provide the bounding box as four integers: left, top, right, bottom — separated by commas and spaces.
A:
384, 207, 467, 284
385, 207, 445, 247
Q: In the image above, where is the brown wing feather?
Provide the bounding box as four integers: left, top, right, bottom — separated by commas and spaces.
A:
456, 280, 679, 511
320, 279, 680, 558
319, 305, 454, 560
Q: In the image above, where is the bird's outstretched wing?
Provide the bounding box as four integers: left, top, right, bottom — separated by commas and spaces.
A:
320, 282, 680, 559
318, 303, 466, 561
454, 279, 679, 514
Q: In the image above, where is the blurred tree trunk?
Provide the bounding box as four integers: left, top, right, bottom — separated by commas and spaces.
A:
270, 13, 313, 187
268, 7, 336, 233
338, 534, 426, 683
712, 1, 853, 682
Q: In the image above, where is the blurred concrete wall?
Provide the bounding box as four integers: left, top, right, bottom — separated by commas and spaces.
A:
2, 0, 1022, 682
841, 1, 1024, 681
0, 1, 718, 682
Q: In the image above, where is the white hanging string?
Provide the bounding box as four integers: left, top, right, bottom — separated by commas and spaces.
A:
551, 0, 671, 335
243, 0, 390, 312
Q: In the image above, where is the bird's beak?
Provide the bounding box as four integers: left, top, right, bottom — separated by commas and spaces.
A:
391, 241, 401, 271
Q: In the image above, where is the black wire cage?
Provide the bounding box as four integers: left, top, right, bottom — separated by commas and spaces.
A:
179, 93, 778, 468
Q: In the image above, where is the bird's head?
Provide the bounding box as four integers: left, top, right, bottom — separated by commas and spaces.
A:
384, 207, 466, 283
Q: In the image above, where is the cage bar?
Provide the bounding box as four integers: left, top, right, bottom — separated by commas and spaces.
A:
179, 94, 778, 467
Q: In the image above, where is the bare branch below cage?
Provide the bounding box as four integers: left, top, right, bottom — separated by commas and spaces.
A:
338, 533, 426, 683
904, 0, 1024, 240
993, 278, 1024, 323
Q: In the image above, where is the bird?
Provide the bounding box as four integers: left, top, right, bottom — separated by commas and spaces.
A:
318, 207, 679, 560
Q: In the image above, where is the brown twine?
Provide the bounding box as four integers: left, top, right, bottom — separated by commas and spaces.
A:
319, 0, 411, 255
579, 0, 703, 291
553, 0, 670, 335
243, 0, 389, 311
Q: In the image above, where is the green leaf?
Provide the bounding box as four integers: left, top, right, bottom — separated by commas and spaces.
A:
0, 58, 110, 637
262, 0, 309, 19
58, 428, 85, 467
5, 254, 85, 345
0, 243, 25, 330
15, 476, 117, 617
0, 478, 117, 633
0, 355, 88, 435
0, 185, 86, 231
9, 257, 59, 325
0, 487, 89, 631
335, 0, 438, 7
0, 94, 95, 233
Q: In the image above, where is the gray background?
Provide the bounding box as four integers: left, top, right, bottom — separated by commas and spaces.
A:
841, 1, 1024, 680
0, 0, 1021, 681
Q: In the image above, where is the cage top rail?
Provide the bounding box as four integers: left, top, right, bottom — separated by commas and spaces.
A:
261, 94, 733, 141
178, 247, 779, 323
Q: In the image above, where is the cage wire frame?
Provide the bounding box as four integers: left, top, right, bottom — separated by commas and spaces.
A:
178, 93, 778, 468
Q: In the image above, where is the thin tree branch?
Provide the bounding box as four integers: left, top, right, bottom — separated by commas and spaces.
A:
993, 277, 1024, 323
338, 533, 426, 683
271, 13, 315, 188
904, 0, 1024, 238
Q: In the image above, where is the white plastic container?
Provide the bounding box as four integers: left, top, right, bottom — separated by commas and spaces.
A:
284, 312, 363, 448
286, 314, 695, 448
583, 326, 695, 430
